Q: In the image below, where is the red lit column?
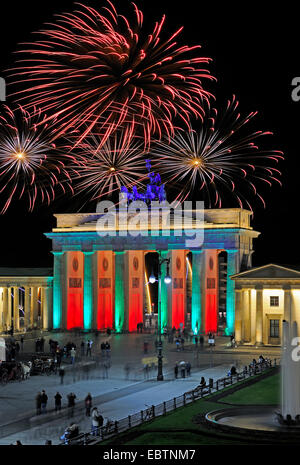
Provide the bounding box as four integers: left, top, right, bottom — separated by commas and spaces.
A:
66, 251, 84, 330
96, 251, 115, 331
202, 250, 219, 335
127, 251, 145, 332
168, 250, 187, 330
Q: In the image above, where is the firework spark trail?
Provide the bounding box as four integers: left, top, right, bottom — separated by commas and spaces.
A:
65, 125, 148, 203
8, 1, 214, 148
0, 105, 73, 213
150, 95, 284, 210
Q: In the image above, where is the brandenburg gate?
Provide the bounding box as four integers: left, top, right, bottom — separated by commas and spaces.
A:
44, 208, 259, 335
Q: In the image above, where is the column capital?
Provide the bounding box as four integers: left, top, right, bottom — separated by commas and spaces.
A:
282, 284, 291, 291
52, 251, 64, 256
255, 284, 263, 291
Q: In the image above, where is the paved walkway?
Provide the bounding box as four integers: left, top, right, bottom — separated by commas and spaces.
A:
0, 331, 280, 445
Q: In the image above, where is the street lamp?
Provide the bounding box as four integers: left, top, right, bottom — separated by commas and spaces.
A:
149, 251, 171, 381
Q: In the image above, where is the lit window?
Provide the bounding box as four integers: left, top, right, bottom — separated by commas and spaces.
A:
270, 296, 279, 306
270, 319, 280, 337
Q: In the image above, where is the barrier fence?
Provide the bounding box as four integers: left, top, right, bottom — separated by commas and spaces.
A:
62, 358, 279, 445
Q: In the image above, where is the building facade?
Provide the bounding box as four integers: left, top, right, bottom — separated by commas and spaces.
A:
231, 264, 300, 345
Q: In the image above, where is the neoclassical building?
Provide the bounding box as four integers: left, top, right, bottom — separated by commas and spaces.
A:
231, 264, 300, 346
0, 208, 260, 335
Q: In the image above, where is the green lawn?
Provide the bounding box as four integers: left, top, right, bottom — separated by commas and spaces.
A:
220, 373, 280, 405
100, 371, 279, 445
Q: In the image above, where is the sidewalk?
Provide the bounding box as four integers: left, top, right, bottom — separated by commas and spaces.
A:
0, 363, 232, 445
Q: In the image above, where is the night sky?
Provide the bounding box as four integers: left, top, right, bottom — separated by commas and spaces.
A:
0, 1, 298, 268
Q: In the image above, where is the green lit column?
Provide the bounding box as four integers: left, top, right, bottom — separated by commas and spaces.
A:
52, 251, 64, 330
226, 250, 240, 336
160, 250, 169, 331
83, 252, 94, 331
191, 250, 203, 335
115, 251, 125, 333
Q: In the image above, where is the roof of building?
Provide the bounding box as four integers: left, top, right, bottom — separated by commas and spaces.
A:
0, 268, 53, 277
231, 264, 300, 280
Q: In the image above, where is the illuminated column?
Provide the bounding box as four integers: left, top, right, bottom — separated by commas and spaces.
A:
31, 287, 38, 328
96, 251, 115, 330
0, 288, 3, 331
255, 284, 264, 345
283, 285, 292, 323
243, 290, 251, 342
203, 250, 219, 334
114, 251, 126, 332
160, 250, 169, 331
191, 250, 203, 334
226, 250, 240, 335
13, 287, 20, 331
52, 251, 64, 329
7, 288, 12, 331
235, 289, 242, 343
41, 287, 50, 330
3, 287, 9, 330
66, 251, 84, 330
83, 252, 94, 331
169, 250, 187, 330
24, 286, 30, 329
126, 251, 145, 332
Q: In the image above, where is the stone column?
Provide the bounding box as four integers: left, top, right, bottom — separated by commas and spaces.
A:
0, 288, 3, 332
160, 250, 169, 331
52, 251, 64, 330
83, 252, 94, 331
42, 287, 51, 331
31, 287, 38, 329
13, 287, 20, 332
235, 289, 243, 343
7, 288, 12, 331
255, 285, 264, 345
24, 286, 30, 329
191, 250, 203, 334
243, 290, 251, 342
114, 251, 126, 332
3, 287, 10, 330
283, 285, 292, 324
226, 250, 241, 335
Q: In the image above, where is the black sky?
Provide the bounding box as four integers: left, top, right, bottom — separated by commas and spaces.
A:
0, 0, 299, 268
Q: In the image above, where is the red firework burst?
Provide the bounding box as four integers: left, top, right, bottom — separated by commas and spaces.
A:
8, 1, 214, 147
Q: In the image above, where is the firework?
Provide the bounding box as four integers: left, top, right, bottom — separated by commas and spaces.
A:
150, 95, 284, 209
66, 126, 148, 203
8, 1, 214, 147
0, 105, 73, 213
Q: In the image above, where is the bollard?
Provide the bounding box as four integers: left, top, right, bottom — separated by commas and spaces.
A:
183, 394, 186, 406
140, 410, 144, 422
216, 380, 219, 391
152, 405, 155, 417
173, 397, 177, 409
163, 401, 167, 414
128, 415, 131, 428
114, 421, 118, 433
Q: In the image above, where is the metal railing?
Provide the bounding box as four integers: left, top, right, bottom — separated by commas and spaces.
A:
62, 358, 279, 445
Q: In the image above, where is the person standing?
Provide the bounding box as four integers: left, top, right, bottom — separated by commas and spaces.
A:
91, 407, 103, 436
41, 390, 48, 414
186, 361, 191, 377
35, 392, 42, 415
80, 341, 85, 357
85, 393, 92, 416
67, 392, 76, 418
101, 342, 106, 357
105, 341, 111, 358
174, 364, 178, 379
54, 392, 62, 412
70, 347, 76, 364
59, 366, 65, 385
86, 340, 92, 357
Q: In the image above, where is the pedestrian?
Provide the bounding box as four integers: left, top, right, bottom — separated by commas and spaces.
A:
15, 342, 20, 356
102, 361, 109, 378
105, 341, 111, 358
143, 364, 149, 379
175, 338, 180, 351
186, 361, 191, 377
59, 366, 65, 385
54, 392, 62, 412
194, 336, 198, 347
180, 337, 185, 351
41, 390, 48, 414
86, 340, 92, 357
101, 342, 106, 356
80, 341, 85, 357
85, 393, 92, 416
70, 347, 76, 364
180, 364, 186, 378
67, 392, 76, 418
143, 341, 148, 354
174, 364, 178, 379
91, 407, 103, 436
40, 337, 45, 352
200, 376, 206, 387
20, 336, 24, 352
124, 363, 130, 380
199, 335, 204, 348
35, 391, 42, 415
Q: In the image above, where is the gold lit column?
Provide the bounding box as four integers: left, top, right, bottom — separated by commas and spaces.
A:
255, 284, 264, 345
31, 287, 38, 328
24, 286, 30, 329
42, 287, 50, 330
0, 288, 3, 332
13, 287, 20, 331
235, 289, 242, 343
3, 287, 9, 330
283, 284, 292, 323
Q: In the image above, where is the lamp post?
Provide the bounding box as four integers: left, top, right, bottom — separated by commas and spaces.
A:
149, 252, 171, 381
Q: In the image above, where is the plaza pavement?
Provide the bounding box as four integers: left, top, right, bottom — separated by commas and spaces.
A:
0, 331, 281, 445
